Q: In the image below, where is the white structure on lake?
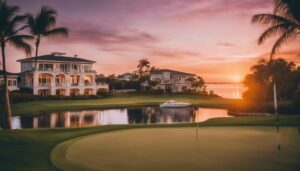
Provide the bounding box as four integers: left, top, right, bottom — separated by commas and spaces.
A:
150, 69, 195, 92
17, 53, 108, 96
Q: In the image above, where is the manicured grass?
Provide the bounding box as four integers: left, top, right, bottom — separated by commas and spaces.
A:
52, 127, 300, 171
11, 94, 238, 116
0, 115, 299, 171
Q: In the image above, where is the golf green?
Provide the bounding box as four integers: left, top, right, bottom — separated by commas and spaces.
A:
52, 127, 300, 171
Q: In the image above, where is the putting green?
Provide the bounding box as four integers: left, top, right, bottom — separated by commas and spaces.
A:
52, 127, 300, 171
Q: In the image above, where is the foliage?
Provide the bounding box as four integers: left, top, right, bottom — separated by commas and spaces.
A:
252, 0, 300, 59
243, 58, 300, 101
27, 6, 68, 59
137, 58, 150, 78
0, 0, 33, 129
96, 74, 141, 90
97, 88, 110, 97
9, 92, 104, 103
186, 76, 205, 91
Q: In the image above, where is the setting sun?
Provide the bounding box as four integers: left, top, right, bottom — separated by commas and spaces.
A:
231, 75, 243, 83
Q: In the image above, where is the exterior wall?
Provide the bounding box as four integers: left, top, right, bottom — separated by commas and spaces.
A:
19, 61, 109, 96
150, 72, 193, 93
0, 76, 19, 91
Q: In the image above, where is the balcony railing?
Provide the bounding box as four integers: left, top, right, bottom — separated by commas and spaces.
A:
39, 83, 51, 87
56, 83, 67, 87
84, 82, 94, 86
84, 70, 96, 73
38, 68, 53, 71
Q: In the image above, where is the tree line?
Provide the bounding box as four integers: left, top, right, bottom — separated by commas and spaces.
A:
243, 0, 300, 113
96, 58, 206, 92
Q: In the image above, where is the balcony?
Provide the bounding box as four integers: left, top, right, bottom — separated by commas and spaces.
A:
84, 82, 94, 86
84, 70, 96, 73
38, 68, 53, 72
70, 83, 79, 86
56, 83, 67, 87
38, 83, 51, 87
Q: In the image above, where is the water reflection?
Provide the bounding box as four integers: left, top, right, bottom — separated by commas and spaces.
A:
206, 83, 246, 99
12, 107, 230, 129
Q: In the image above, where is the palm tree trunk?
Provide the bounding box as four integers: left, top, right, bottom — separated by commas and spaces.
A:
34, 38, 40, 71
1, 43, 12, 129
273, 82, 278, 122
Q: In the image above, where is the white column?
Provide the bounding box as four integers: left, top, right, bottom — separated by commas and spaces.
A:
51, 75, 56, 95
33, 72, 39, 95
79, 88, 84, 95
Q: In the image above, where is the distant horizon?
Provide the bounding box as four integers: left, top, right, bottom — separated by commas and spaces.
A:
3, 0, 300, 82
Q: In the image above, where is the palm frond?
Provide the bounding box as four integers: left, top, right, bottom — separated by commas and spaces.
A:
252, 13, 294, 25
0, 1, 20, 32
274, 0, 300, 23
7, 34, 33, 56
5, 14, 29, 36
270, 26, 298, 59
257, 22, 298, 44
43, 27, 68, 37
35, 6, 57, 32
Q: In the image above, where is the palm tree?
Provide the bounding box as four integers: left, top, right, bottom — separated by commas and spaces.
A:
137, 58, 150, 78
0, 0, 32, 129
252, 0, 300, 59
252, 0, 300, 119
27, 6, 68, 70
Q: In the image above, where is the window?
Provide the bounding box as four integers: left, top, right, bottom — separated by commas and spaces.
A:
72, 64, 79, 71
13, 80, 17, 86
8, 80, 12, 86
60, 64, 68, 72
38, 64, 53, 71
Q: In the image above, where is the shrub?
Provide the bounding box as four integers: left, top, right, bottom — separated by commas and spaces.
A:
97, 88, 111, 97
19, 87, 33, 94
9, 92, 103, 103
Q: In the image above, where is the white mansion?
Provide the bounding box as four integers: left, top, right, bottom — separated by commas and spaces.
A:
17, 53, 108, 96
150, 69, 196, 92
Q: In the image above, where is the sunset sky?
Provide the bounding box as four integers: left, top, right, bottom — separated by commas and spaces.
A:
4, 0, 300, 82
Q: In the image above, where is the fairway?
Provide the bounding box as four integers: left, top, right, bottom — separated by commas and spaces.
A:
52, 127, 300, 171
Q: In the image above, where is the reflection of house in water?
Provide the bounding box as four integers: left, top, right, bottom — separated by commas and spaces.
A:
156, 107, 195, 123
18, 111, 100, 128
12, 107, 229, 129
63, 111, 99, 127
127, 107, 157, 124
98, 109, 128, 125
127, 107, 195, 124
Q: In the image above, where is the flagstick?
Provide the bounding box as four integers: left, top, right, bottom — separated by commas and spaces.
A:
273, 82, 280, 151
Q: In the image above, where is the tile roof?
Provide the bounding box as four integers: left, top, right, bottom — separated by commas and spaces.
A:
150, 69, 196, 76
17, 55, 95, 63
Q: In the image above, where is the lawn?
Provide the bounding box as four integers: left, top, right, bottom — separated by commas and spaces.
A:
11, 94, 238, 116
0, 116, 300, 171
3, 94, 300, 170
52, 127, 300, 171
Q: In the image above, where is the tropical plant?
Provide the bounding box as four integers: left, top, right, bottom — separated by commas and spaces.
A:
0, 0, 32, 129
252, 0, 300, 115
186, 76, 205, 91
243, 58, 299, 101
27, 6, 68, 70
252, 0, 300, 59
137, 58, 150, 78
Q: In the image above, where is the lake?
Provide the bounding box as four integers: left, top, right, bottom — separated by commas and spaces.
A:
205, 83, 246, 99
12, 107, 230, 129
